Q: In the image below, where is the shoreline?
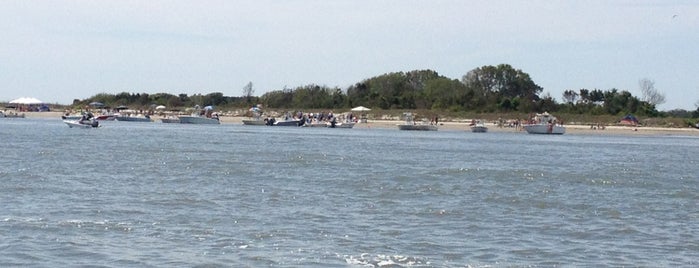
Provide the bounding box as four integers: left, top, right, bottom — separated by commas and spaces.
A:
19, 111, 699, 136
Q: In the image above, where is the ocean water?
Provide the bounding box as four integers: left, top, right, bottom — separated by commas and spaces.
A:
1, 118, 698, 267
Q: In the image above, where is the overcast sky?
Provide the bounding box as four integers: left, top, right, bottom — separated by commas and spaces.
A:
2, 0, 698, 110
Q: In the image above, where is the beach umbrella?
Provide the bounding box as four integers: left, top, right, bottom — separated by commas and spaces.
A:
155, 105, 166, 110
89, 101, 104, 107
115, 105, 129, 110
351, 106, 371, 112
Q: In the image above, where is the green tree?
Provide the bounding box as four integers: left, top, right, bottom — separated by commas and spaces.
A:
461, 64, 542, 112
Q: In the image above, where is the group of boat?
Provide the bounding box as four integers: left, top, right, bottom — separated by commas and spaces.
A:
241, 108, 357, 128
58, 105, 567, 134
61, 105, 222, 128
0, 110, 25, 118
394, 112, 565, 134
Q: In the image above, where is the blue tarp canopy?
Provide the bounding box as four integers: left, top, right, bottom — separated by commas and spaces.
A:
620, 114, 639, 125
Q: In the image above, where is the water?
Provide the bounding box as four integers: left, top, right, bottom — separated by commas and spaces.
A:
1, 118, 698, 267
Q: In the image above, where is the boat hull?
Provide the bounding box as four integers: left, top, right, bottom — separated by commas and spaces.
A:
329, 122, 355, 128
397, 124, 437, 131
160, 118, 181, 123
96, 115, 116, 121
64, 120, 99, 128
471, 126, 488, 133
242, 119, 266, 125
115, 116, 152, 122
273, 120, 302, 126
523, 124, 565, 134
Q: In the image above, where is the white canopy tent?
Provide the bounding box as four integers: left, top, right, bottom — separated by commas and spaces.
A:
350, 106, 371, 112
350, 106, 371, 123
9, 97, 44, 105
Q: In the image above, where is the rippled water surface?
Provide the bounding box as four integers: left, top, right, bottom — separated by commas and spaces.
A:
2, 118, 698, 267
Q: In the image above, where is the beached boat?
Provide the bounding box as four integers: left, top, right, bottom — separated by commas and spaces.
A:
242, 105, 267, 125
64, 119, 99, 128
470, 120, 488, 133
263, 112, 304, 126
523, 112, 565, 134
177, 105, 221, 124
397, 113, 437, 131
178, 115, 220, 124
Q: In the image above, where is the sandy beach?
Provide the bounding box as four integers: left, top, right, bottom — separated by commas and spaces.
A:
20, 111, 699, 136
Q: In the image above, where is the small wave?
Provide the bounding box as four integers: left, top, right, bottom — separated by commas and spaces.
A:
344, 253, 430, 267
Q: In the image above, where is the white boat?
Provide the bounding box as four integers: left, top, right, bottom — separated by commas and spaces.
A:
178, 106, 220, 124
64, 119, 99, 128
264, 112, 304, 126
470, 120, 488, 133
397, 113, 437, 131
523, 112, 565, 134
271, 118, 303, 126
178, 115, 220, 124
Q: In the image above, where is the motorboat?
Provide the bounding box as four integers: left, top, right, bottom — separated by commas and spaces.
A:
64, 119, 99, 128
178, 105, 220, 124
397, 112, 437, 131
523, 112, 565, 134
265, 112, 304, 126
178, 115, 220, 124
470, 120, 488, 133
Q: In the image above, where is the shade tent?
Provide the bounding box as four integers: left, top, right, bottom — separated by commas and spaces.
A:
9, 97, 43, 105
351, 106, 371, 112
619, 114, 639, 126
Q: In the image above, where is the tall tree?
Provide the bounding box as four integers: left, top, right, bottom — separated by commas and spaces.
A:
243, 82, 254, 104
639, 78, 666, 106
562, 90, 579, 104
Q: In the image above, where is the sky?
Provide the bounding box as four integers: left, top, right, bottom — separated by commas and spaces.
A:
1, 0, 698, 110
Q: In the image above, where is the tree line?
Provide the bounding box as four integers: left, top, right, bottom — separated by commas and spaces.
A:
75, 64, 699, 118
